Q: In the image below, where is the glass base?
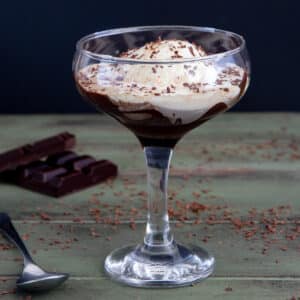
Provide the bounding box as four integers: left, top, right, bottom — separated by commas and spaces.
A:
104, 242, 215, 288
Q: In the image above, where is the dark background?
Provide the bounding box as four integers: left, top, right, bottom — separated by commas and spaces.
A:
1, 0, 299, 113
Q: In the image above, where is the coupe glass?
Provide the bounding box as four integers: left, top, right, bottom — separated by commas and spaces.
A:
73, 25, 250, 288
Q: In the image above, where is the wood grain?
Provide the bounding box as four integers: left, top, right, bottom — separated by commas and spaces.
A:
0, 114, 298, 299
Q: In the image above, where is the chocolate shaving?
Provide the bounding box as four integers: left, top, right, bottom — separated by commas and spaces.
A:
115, 76, 123, 81
216, 79, 226, 85
188, 46, 195, 57
231, 79, 241, 86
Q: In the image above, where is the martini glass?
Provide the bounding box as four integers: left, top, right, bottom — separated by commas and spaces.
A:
73, 25, 250, 288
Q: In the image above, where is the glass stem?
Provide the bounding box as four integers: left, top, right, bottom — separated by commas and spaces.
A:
143, 147, 174, 248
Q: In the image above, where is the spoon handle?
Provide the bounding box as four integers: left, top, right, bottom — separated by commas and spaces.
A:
0, 213, 34, 264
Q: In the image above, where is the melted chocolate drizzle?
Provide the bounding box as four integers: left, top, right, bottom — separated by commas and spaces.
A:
76, 69, 248, 148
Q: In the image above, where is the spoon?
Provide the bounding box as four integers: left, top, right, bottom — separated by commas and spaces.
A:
0, 213, 69, 292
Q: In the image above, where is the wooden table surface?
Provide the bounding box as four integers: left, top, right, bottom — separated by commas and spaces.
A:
0, 114, 299, 299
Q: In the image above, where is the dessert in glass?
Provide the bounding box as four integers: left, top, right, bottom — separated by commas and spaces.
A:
73, 25, 250, 288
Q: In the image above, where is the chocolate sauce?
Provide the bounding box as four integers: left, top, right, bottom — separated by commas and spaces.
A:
76, 72, 248, 148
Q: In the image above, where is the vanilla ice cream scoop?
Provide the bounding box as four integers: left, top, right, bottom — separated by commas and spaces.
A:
121, 39, 207, 59
78, 39, 247, 124
98, 39, 219, 92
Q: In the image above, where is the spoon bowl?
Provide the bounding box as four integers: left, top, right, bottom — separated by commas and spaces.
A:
16, 263, 69, 292
0, 213, 69, 292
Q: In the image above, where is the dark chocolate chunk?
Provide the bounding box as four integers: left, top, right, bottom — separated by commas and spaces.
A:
18, 161, 46, 178
65, 155, 96, 171
83, 160, 117, 182
0, 149, 25, 168
0, 132, 75, 173
14, 153, 117, 197
50, 170, 88, 188
31, 166, 67, 183
47, 151, 77, 166
0, 133, 118, 197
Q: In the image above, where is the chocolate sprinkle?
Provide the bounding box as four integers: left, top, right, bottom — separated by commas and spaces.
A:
188, 46, 195, 57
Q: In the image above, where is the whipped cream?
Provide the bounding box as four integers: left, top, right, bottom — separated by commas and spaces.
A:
77, 39, 247, 124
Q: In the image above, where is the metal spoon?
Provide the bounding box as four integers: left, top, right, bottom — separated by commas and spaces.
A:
0, 213, 69, 292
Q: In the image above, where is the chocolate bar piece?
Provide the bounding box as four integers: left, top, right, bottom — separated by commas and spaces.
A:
13, 151, 118, 197
0, 132, 75, 173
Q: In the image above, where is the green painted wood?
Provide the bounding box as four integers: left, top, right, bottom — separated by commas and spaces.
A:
0, 114, 299, 299
0, 114, 299, 221
0, 114, 299, 171
0, 171, 299, 222
0, 223, 298, 277
0, 277, 299, 300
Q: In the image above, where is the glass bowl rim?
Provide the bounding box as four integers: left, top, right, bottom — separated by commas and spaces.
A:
75, 25, 246, 64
